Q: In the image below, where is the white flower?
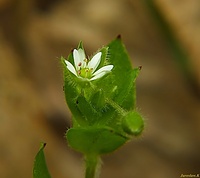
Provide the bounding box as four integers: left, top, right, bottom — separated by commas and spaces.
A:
65, 48, 113, 81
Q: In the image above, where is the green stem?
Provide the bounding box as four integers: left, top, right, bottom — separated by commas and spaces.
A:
85, 154, 101, 178
106, 98, 127, 116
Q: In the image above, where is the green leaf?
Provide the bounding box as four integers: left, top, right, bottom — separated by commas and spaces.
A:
66, 127, 128, 155
33, 143, 51, 178
96, 37, 136, 110
119, 67, 141, 109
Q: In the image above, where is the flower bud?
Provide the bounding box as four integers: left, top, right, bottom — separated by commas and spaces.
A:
122, 111, 144, 136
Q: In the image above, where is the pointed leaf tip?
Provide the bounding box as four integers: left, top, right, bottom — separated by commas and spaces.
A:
78, 41, 84, 49
33, 142, 51, 178
41, 142, 46, 148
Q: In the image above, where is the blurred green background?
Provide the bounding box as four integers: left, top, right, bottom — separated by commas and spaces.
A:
0, 0, 200, 178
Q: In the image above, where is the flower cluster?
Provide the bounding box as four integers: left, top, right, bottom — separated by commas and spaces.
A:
65, 48, 113, 81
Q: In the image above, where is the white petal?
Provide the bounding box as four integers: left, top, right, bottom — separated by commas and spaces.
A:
78, 49, 86, 62
73, 49, 81, 70
87, 52, 102, 72
78, 48, 86, 68
73, 49, 86, 70
65, 60, 77, 76
92, 65, 113, 76
90, 72, 107, 81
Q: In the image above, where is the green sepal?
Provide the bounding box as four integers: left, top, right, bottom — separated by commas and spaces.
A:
33, 143, 51, 178
61, 57, 88, 126
78, 41, 84, 49
97, 46, 109, 69
90, 89, 106, 110
76, 95, 100, 125
66, 127, 128, 155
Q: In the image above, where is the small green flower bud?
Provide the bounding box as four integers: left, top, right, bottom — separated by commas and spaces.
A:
122, 111, 144, 136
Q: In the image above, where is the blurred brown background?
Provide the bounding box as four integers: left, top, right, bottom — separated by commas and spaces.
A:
0, 0, 200, 178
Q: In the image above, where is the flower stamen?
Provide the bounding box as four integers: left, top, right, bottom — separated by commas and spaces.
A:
84, 59, 88, 63
64, 48, 113, 81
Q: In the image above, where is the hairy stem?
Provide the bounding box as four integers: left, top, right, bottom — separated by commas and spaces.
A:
85, 154, 101, 178
106, 98, 127, 116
